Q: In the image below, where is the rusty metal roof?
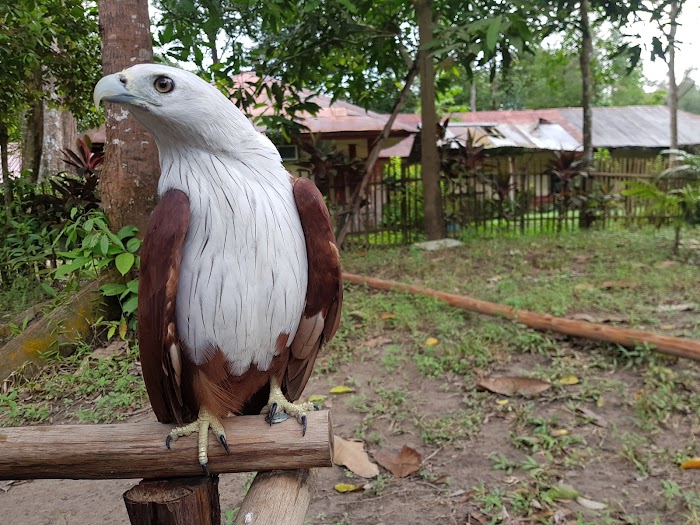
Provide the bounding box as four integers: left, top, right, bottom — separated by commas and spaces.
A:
229, 73, 416, 135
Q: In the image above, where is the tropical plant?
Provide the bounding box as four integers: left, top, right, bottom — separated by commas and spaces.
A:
548, 150, 587, 232
623, 177, 700, 254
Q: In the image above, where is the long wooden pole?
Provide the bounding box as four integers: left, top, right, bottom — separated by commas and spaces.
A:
0, 411, 333, 480
343, 273, 700, 362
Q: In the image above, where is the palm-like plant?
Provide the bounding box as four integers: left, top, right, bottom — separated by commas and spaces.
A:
623, 151, 700, 254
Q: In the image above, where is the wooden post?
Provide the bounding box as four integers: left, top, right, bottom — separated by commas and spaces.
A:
233, 470, 315, 525
0, 410, 333, 479
124, 476, 220, 525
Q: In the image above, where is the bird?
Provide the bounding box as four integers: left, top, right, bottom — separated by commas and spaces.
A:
93, 64, 342, 473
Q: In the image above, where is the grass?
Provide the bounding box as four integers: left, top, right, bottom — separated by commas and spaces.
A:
316, 226, 700, 524
0, 340, 146, 426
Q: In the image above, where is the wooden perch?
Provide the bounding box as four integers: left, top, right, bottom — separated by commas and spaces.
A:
233, 469, 315, 525
0, 411, 333, 480
343, 273, 700, 362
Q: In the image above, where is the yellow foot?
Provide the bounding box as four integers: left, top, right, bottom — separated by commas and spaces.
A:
165, 407, 229, 475
261, 378, 319, 435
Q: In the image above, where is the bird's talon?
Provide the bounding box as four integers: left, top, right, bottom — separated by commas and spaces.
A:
219, 434, 230, 454
165, 435, 173, 449
312, 403, 320, 411
301, 414, 307, 436
265, 402, 278, 425
201, 463, 209, 476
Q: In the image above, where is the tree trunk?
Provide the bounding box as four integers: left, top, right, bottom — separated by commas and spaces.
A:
21, 99, 44, 183
1, 124, 12, 214
668, 0, 679, 150
98, 0, 160, 235
470, 79, 477, 112
415, 0, 445, 240
578, 0, 594, 229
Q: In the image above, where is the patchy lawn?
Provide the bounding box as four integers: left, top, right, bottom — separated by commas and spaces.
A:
1, 228, 699, 524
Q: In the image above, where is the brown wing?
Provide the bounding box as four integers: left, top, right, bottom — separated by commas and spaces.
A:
284, 177, 343, 401
138, 189, 197, 424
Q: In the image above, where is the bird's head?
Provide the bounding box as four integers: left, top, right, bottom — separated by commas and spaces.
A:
94, 64, 262, 155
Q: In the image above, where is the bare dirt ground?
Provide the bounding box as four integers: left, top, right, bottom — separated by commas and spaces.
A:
2, 230, 699, 524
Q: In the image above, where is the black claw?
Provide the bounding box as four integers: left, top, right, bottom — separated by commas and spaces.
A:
265, 402, 278, 425
301, 414, 307, 436
165, 435, 172, 449
219, 434, 230, 454
201, 463, 209, 476
312, 403, 320, 411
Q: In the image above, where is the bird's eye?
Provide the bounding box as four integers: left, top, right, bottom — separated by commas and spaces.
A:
154, 76, 174, 94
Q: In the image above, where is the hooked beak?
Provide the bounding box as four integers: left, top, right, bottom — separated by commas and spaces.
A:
93, 72, 159, 109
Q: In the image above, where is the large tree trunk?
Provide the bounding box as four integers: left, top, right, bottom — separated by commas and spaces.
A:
415, 0, 445, 240
21, 99, 44, 183
1, 124, 12, 214
98, 0, 160, 234
578, 0, 594, 229
668, 0, 679, 150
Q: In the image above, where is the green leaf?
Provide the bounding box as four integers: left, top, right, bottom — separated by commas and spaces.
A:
115, 252, 135, 276
117, 225, 138, 240
54, 258, 88, 278
41, 282, 58, 298
122, 295, 139, 314
100, 235, 110, 256
100, 283, 127, 296
486, 16, 502, 52
126, 237, 141, 253
126, 279, 139, 294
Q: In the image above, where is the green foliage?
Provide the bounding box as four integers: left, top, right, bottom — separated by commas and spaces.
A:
54, 208, 141, 332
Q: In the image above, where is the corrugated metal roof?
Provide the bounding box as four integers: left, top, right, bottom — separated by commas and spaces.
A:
451, 106, 700, 149
558, 106, 700, 148
446, 121, 581, 151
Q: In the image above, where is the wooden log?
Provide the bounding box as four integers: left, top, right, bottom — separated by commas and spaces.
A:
343, 272, 700, 362
233, 469, 315, 525
124, 476, 220, 525
0, 277, 108, 381
0, 411, 333, 480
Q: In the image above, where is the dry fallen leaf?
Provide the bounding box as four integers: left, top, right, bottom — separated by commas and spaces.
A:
329, 386, 355, 395
569, 313, 598, 322
576, 406, 608, 428
574, 283, 596, 291
681, 457, 700, 469
334, 483, 364, 493
476, 376, 551, 397
558, 375, 580, 385
576, 496, 607, 510
374, 445, 423, 478
308, 394, 326, 406
425, 337, 440, 346
332, 435, 379, 478
550, 429, 570, 437
380, 312, 396, 320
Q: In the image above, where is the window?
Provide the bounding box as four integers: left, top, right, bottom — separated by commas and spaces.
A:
276, 145, 298, 161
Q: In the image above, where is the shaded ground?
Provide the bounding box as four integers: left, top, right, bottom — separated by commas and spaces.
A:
1, 229, 699, 524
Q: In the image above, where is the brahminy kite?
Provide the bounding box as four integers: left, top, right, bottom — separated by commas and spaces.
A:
94, 64, 342, 473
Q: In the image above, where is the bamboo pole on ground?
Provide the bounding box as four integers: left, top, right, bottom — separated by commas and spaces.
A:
0, 410, 333, 480
343, 273, 700, 362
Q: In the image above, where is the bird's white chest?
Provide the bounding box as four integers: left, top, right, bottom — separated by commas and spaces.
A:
163, 154, 308, 375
